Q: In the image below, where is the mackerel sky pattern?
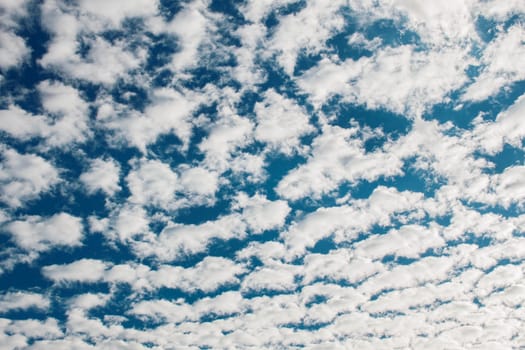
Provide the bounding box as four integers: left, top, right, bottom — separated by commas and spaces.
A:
0, 0, 525, 349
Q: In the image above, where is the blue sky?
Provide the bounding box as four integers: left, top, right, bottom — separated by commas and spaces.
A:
0, 0, 525, 348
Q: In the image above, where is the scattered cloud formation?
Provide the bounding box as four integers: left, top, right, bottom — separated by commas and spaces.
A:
0, 1, 524, 349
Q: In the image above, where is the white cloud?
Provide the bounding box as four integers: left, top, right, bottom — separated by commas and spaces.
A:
0, 105, 50, 141
131, 291, 244, 324
484, 283, 525, 308
236, 241, 288, 264
193, 290, 244, 317
37, 80, 90, 146
241, 262, 299, 292
104, 88, 202, 152
473, 92, 525, 155
491, 165, 525, 208
254, 89, 315, 155
126, 159, 178, 209
126, 158, 217, 210
390, 0, 478, 45
69, 293, 111, 311
347, 32, 382, 51
24, 337, 99, 349
77, 0, 159, 27
227, 152, 267, 183
380, 118, 497, 206
276, 124, 403, 200
0, 148, 59, 207
179, 166, 218, 197
462, 25, 525, 102
353, 224, 445, 260
130, 299, 190, 323
362, 281, 466, 315
269, 0, 346, 75
39, 3, 145, 85
358, 256, 456, 296
0, 81, 90, 147
476, 264, 523, 297
0, 0, 30, 76
231, 23, 267, 86
0, 292, 50, 312
143, 88, 201, 151
166, 0, 210, 72
235, 193, 290, 233
133, 193, 289, 261
281, 186, 424, 258
302, 250, 384, 285
442, 204, 518, 241
476, 0, 525, 23
149, 257, 246, 293
0, 0, 30, 28
42, 259, 109, 283
0, 31, 30, 70
6, 213, 83, 252
104, 257, 245, 293
199, 108, 253, 172
298, 44, 470, 115
80, 158, 120, 196
241, 0, 297, 23
112, 205, 150, 242
4, 318, 62, 340
143, 214, 245, 261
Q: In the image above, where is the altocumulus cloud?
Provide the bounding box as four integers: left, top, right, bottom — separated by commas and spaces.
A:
0, 0, 525, 349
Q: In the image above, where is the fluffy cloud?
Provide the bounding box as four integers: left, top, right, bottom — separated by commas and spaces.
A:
110, 205, 150, 242
141, 214, 245, 260
353, 224, 445, 260
0, 149, 59, 207
126, 159, 178, 209
0, 0, 30, 73
490, 165, 525, 208
103, 88, 203, 152
235, 193, 291, 233
0, 31, 30, 70
390, 0, 478, 44
166, 0, 210, 72
6, 213, 83, 252
473, 92, 525, 155
39, 1, 145, 85
0, 105, 50, 141
277, 124, 403, 200
179, 166, 218, 197
254, 89, 315, 155
0, 81, 90, 147
269, 0, 346, 75
126, 158, 218, 210
80, 158, 120, 196
37, 80, 90, 146
0, 292, 50, 313
42, 259, 109, 283
43, 256, 245, 294
77, 0, 159, 28
297, 44, 470, 115
241, 262, 299, 292
280, 186, 425, 258
199, 109, 254, 172
462, 25, 525, 102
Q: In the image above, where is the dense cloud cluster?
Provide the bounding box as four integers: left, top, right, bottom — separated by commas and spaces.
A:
0, 0, 524, 349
